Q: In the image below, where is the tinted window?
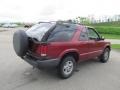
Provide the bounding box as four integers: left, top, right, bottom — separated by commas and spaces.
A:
47, 25, 76, 42
87, 28, 99, 39
79, 30, 88, 41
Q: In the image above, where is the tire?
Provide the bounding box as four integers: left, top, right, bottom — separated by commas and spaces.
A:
58, 56, 76, 79
13, 30, 28, 57
99, 48, 110, 63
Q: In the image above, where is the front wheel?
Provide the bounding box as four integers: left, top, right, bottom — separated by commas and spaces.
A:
99, 48, 110, 63
58, 56, 76, 79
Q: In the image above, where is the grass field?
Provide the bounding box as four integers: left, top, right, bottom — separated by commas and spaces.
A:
90, 21, 120, 27
94, 26, 120, 35
111, 44, 120, 49
88, 21, 120, 39
101, 34, 120, 39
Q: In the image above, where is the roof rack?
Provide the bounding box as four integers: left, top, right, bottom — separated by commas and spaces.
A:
56, 20, 85, 26
38, 20, 85, 26
38, 21, 56, 24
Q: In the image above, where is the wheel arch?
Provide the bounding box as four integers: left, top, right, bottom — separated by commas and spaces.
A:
105, 45, 111, 51
59, 50, 80, 63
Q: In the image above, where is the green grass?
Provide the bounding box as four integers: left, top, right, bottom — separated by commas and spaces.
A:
111, 44, 120, 49
89, 21, 120, 27
94, 26, 120, 35
101, 34, 120, 39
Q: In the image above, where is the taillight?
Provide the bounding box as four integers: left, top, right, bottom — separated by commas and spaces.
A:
40, 45, 47, 56
35, 42, 49, 57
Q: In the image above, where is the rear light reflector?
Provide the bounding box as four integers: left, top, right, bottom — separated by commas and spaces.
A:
41, 54, 47, 57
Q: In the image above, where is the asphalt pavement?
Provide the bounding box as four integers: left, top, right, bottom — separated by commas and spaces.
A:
0, 28, 120, 90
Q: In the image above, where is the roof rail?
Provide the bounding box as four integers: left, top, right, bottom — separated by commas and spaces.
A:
56, 20, 85, 26
38, 20, 85, 26
38, 21, 56, 24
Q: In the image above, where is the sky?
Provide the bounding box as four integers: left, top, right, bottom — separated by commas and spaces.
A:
0, 0, 120, 22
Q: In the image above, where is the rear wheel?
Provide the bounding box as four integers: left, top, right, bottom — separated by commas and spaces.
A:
58, 56, 76, 79
99, 48, 110, 63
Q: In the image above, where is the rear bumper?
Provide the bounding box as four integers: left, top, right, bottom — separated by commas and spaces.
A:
23, 55, 60, 69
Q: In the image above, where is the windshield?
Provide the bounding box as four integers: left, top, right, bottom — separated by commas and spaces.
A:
26, 23, 55, 41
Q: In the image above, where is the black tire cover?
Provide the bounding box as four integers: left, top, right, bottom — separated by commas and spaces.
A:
13, 30, 28, 57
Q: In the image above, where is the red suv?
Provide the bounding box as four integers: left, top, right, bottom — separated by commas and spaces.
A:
13, 21, 111, 79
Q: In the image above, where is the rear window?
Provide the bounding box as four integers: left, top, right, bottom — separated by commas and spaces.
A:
26, 23, 55, 41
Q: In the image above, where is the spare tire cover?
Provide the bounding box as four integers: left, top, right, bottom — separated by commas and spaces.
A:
13, 30, 28, 57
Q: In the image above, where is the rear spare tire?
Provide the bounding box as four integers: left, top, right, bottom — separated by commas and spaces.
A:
13, 30, 28, 57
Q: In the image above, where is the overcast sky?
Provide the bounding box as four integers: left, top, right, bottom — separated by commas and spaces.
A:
0, 0, 120, 22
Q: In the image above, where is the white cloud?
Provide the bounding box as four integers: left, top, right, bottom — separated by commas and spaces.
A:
0, 0, 120, 22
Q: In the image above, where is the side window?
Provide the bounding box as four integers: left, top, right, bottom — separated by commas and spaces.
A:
47, 24, 76, 42
79, 30, 88, 41
47, 30, 74, 42
87, 28, 99, 39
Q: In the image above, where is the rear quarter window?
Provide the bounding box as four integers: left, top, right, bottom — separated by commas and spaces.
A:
47, 24, 76, 42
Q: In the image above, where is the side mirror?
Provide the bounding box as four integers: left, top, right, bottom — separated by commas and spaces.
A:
100, 36, 105, 40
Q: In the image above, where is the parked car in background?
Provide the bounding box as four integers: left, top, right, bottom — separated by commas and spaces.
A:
13, 21, 111, 79
0, 23, 3, 27
2, 23, 18, 28
24, 24, 33, 28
